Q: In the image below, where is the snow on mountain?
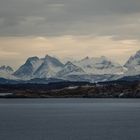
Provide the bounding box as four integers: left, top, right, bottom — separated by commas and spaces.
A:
64, 74, 117, 83
0, 65, 13, 73
0, 65, 15, 79
56, 61, 85, 77
13, 54, 126, 81
13, 52, 140, 83
14, 56, 43, 80
124, 50, 140, 76
34, 55, 64, 78
74, 56, 125, 75
2, 50, 140, 82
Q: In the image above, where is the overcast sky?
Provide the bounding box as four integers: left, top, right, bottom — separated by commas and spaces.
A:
0, 0, 140, 69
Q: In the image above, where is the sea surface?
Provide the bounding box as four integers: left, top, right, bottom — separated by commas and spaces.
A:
0, 99, 140, 140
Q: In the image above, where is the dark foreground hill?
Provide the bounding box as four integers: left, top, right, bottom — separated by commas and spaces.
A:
0, 80, 140, 98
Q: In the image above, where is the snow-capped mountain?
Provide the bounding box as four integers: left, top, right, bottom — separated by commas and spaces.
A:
12, 55, 126, 81
124, 50, 140, 76
14, 57, 43, 80
74, 56, 125, 75
14, 55, 64, 79
56, 61, 85, 78
0, 65, 14, 79
34, 55, 64, 78
5, 50, 140, 83
0, 66, 13, 73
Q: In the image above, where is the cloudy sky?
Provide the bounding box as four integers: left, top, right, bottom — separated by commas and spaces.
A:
0, 0, 140, 69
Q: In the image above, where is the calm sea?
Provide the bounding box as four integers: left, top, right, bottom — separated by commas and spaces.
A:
0, 99, 140, 140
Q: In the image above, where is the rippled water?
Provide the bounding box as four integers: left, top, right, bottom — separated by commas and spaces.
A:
0, 99, 140, 140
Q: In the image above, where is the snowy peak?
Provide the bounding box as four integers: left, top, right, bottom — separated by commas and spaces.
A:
14, 56, 43, 79
26, 56, 43, 71
64, 61, 77, 67
0, 65, 14, 79
124, 50, 140, 76
64, 61, 84, 73
124, 50, 140, 68
65, 61, 73, 66
43, 55, 64, 67
14, 55, 64, 79
79, 56, 120, 68
27, 56, 39, 61
34, 55, 64, 78
74, 56, 124, 75
56, 61, 85, 77
0, 65, 13, 73
26, 57, 40, 64
44, 55, 53, 59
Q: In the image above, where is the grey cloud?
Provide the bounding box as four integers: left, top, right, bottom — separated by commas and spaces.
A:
0, 0, 140, 39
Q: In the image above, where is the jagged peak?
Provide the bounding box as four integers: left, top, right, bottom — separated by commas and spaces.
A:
0, 65, 13, 72
41, 55, 64, 67
44, 54, 60, 60
65, 61, 75, 66
26, 56, 40, 63
124, 49, 140, 67
44, 55, 57, 62
45, 54, 52, 59
133, 50, 140, 58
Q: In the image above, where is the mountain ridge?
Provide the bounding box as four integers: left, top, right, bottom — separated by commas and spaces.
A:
1, 49, 140, 83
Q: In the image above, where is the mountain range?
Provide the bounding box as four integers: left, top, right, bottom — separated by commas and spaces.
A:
1, 49, 140, 83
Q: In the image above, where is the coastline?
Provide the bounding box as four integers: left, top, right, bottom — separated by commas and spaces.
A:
0, 80, 140, 98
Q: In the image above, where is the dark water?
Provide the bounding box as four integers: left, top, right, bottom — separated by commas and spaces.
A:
0, 99, 140, 140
